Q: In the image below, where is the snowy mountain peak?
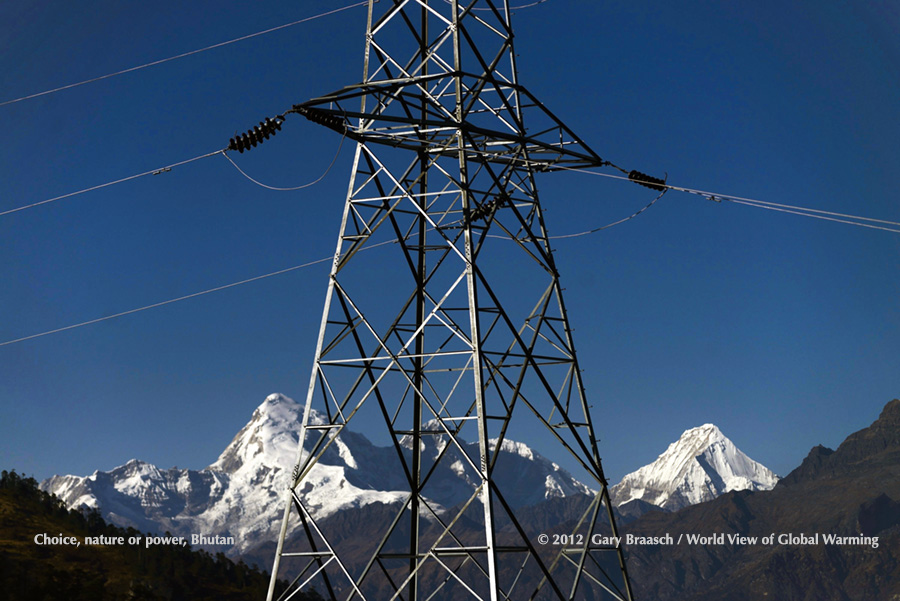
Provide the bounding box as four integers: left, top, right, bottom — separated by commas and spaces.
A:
684, 422, 723, 438
676, 423, 726, 448
210, 393, 303, 474
256, 392, 295, 421
611, 423, 779, 512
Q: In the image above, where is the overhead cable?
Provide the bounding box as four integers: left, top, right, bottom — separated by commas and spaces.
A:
562, 166, 900, 235
223, 133, 346, 191
0, 149, 223, 217
0, 199, 664, 348
0, 0, 370, 108
549, 187, 667, 238
0, 242, 401, 349
4, 145, 896, 346
723, 198, 900, 233
0, 257, 333, 348
0, 105, 327, 216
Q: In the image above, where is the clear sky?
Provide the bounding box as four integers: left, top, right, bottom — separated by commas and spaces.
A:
1, 0, 898, 486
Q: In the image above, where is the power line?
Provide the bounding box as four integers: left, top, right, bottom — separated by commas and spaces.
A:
0, 240, 402, 349
2, 186, 663, 348
2, 102, 336, 217
0, 1, 370, 108
0, 133, 342, 217
223, 133, 346, 191
564, 166, 900, 234
0, 149, 224, 217
0, 257, 332, 348
724, 198, 900, 233
708, 194, 900, 226
0, 190, 665, 348
3, 152, 896, 347
549, 188, 667, 238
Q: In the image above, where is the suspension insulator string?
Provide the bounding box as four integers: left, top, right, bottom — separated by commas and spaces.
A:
227, 116, 285, 153
293, 106, 349, 134
628, 170, 667, 191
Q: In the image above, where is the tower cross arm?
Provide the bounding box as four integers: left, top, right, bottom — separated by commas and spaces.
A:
288, 74, 620, 173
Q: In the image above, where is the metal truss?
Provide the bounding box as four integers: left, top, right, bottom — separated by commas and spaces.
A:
267, 1, 634, 600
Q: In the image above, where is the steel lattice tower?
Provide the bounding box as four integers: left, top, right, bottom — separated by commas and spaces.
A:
266, 1, 634, 600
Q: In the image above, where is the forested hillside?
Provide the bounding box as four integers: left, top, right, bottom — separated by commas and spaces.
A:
0, 469, 319, 601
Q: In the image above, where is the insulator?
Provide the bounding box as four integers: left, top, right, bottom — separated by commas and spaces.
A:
628, 170, 667, 191
226, 115, 284, 153
296, 106, 347, 134
469, 193, 507, 223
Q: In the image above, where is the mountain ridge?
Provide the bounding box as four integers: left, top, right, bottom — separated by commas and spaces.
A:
779, 398, 900, 487
42, 393, 595, 557
621, 398, 900, 601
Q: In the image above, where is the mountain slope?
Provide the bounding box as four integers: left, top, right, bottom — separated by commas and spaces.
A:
610, 423, 779, 511
622, 399, 900, 601
0, 470, 292, 601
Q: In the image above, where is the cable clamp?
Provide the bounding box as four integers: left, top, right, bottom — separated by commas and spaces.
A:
152, 167, 172, 175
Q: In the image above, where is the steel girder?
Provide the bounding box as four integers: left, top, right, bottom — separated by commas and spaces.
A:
266, 2, 634, 600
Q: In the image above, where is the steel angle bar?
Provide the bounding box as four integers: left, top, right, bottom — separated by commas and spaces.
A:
558, 551, 628, 601
480, 358, 600, 480
456, 47, 519, 131
290, 556, 335, 601
519, 281, 576, 361
427, 553, 490, 601
385, 483, 492, 601
457, 153, 553, 272
481, 479, 570, 601
462, 9, 512, 41
318, 350, 471, 365
566, 484, 604, 599
536, 491, 604, 592
330, 281, 463, 421
361, 150, 469, 264
350, 162, 385, 199
481, 299, 561, 474
424, 555, 478, 601
396, 270, 470, 352
469, 265, 596, 458
294, 495, 368, 601
351, 189, 455, 203
368, 0, 413, 36
348, 490, 422, 595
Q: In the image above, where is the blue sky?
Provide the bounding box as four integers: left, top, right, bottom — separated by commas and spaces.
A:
1, 0, 898, 485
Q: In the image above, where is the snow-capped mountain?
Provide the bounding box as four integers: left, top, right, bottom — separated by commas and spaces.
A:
610, 424, 779, 512
42, 393, 591, 555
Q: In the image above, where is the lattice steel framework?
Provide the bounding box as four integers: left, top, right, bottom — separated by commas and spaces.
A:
267, 1, 634, 600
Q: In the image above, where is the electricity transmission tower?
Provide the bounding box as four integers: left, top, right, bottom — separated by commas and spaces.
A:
267, 1, 637, 599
